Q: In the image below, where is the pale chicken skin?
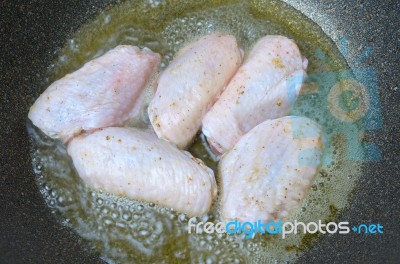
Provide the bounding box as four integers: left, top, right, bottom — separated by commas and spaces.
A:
202, 35, 308, 155
29, 45, 161, 141
148, 33, 243, 149
67, 127, 217, 216
220, 116, 322, 223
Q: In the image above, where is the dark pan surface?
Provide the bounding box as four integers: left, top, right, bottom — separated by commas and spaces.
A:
1, 0, 399, 263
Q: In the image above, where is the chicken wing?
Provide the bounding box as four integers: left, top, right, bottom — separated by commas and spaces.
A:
148, 33, 243, 149
219, 116, 322, 223
203, 36, 308, 155
29, 45, 161, 141
67, 127, 217, 216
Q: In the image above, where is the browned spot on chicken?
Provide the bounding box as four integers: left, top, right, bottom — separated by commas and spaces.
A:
153, 115, 161, 128
272, 58, 284, 69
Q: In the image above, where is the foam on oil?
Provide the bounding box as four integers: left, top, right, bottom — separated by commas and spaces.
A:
29, 0, 364, 263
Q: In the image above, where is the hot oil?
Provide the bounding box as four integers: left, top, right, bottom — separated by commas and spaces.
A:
29, 0, 364, 263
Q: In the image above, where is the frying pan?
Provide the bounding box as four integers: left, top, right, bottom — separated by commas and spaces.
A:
1, 0, 399, 263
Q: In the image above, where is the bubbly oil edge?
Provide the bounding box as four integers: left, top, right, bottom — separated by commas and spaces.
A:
29, 0, 364, 263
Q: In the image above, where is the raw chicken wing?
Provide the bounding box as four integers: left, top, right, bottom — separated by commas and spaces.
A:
203, 36, 308, 155
68, 127, 217, 216
29, 45, 161, 141
220, 116, 322, 223
148, 33, 242, 148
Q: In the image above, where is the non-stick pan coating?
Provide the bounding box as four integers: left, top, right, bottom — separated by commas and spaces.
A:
1, 0, 399, 263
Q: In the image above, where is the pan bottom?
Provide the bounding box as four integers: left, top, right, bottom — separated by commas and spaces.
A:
28, 0, 366, 263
